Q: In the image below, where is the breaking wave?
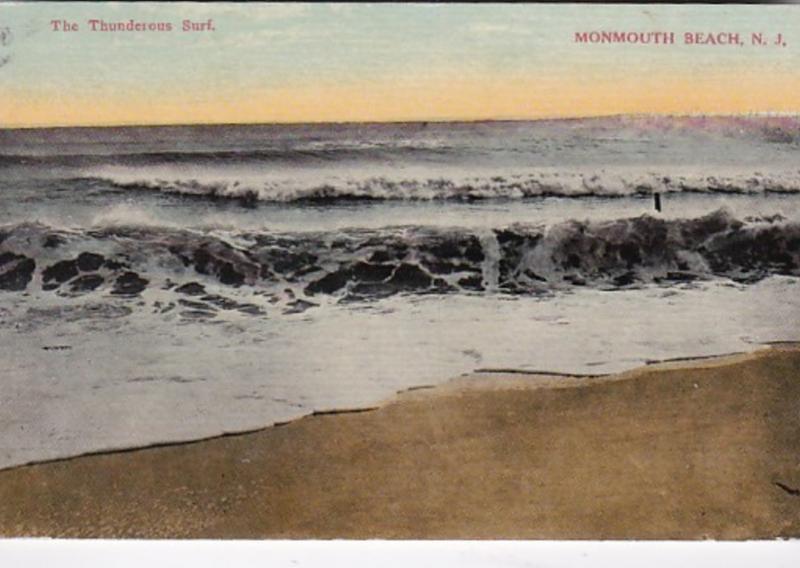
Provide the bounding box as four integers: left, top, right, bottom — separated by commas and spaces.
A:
1, 210, 798, 318
82, 170, 800, 203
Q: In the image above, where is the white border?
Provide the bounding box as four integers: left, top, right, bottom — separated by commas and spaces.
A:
1, 539, 800, 567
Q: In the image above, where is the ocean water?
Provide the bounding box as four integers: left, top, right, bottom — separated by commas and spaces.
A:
1, 116, 799, 468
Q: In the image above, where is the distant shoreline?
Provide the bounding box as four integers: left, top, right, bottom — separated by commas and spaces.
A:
3, 112, 800, 132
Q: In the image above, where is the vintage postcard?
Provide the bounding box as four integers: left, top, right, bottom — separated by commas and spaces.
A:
0, 2, 798, 541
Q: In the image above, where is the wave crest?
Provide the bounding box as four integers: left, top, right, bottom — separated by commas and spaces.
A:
88, 170, 800, 203
2, 211, 798, 311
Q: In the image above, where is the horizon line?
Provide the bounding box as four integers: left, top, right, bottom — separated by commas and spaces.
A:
3, 110, 800, 131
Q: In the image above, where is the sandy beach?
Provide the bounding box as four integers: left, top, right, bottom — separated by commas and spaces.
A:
0, 344, 798, 539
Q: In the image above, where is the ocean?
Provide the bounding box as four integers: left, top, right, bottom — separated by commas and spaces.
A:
1, 116, 799, 469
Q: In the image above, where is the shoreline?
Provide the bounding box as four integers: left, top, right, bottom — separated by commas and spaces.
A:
1, 343, 799, 539
0, 346, 774, 474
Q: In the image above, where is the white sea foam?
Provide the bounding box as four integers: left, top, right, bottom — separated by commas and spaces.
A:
83, 165, 800, 203
1, 276, 798, 469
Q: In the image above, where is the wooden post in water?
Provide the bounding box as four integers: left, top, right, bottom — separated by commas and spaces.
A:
654, 192, 662, 213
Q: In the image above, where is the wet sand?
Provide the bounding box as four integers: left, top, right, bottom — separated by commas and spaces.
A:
1, 344, 799, 539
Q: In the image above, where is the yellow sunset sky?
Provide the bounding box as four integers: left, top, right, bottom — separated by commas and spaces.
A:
0, 3, 798, 127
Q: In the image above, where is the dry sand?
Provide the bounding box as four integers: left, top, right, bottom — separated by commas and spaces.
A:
1, 344, 799, 539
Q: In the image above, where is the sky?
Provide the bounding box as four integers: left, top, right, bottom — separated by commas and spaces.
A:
0, 2, 798, 127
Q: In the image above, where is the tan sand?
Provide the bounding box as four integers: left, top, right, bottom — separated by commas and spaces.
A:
1, 344, 799, 539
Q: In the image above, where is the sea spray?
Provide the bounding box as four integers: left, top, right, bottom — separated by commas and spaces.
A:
478, 230, 501, 292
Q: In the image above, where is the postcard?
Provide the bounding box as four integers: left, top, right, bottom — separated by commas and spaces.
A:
0, 2, 798, 541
